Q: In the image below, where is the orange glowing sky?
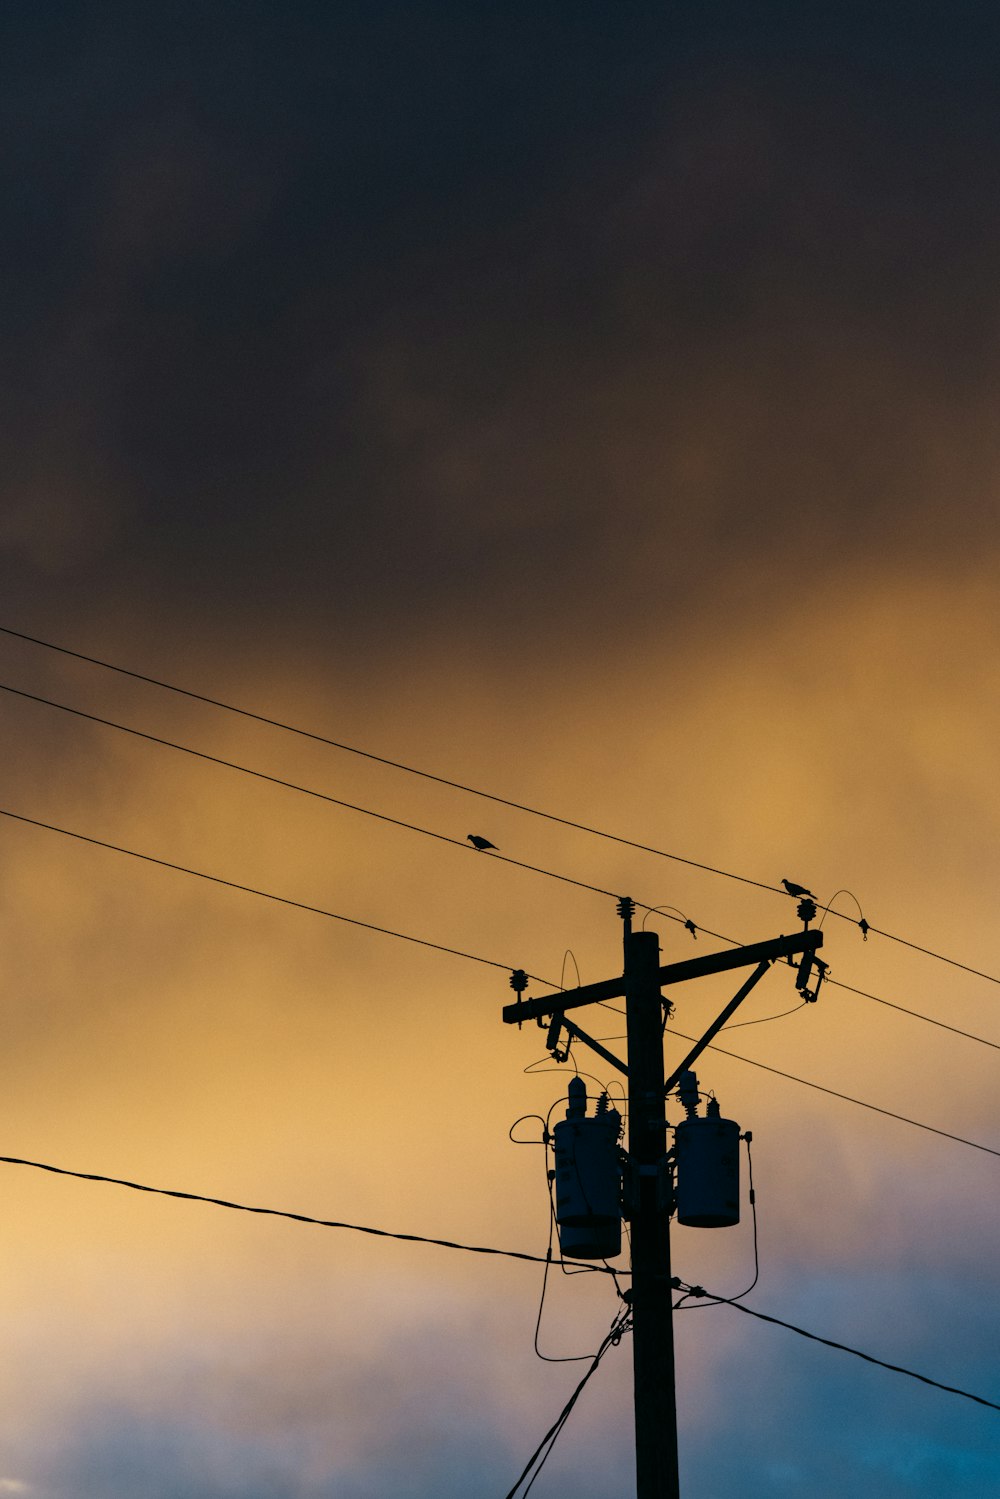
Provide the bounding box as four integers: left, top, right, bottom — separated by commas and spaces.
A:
1, 5, 1000, 1497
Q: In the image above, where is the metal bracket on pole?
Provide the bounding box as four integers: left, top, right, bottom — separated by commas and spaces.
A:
663, 960, 771, 1096
503, 929, 824, 1026
547, 1012, 630, 1076
796, 950, 829, 1003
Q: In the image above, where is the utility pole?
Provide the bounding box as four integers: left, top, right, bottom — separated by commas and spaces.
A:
504, 905, 826, 1499
622, 902, 680, 1499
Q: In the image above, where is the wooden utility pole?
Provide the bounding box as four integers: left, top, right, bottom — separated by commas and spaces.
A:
503, 911, 824, 1498
623, 912, 680, 1498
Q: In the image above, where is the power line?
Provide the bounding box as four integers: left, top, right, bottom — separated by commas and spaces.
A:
667, 1027, 1000, 1159
6, 1144, 995, 1424
0, 680, 617, 902
0, 807, 526, 978
865, 923, 999, 985
6, 680, 999, 1061
0, 624, 802, 896
505, 1309, 632, 1499
553, 999, 998, 1159
0, 1152, 618, 1274
831, 976, 1000, 1053
4, 803, 997, 1163
688, 919, 1000, 1057
677, 1282, 1000, 1415
3, 622, 995, 988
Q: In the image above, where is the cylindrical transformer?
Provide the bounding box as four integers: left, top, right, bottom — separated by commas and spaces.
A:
553, 1084, 622, 1260
674, 1113, 740, 1228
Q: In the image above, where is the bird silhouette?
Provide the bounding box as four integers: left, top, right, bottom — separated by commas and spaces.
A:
782, 878, 815, 899
467, 834, 497, 851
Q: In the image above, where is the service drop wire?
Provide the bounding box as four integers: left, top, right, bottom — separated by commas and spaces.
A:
674, 1281, 1000, 1415
0, 1151, 622, 1275
6, 1151, 1000, 1418
504, 1306, 633, 1499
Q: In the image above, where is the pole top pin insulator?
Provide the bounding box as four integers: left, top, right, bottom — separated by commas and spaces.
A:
508, 969, 529, 1028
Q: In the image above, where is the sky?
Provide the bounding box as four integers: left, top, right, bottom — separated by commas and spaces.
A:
1, 2, 1000, 1495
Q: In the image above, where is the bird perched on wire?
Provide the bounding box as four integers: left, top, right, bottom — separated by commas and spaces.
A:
782, 878, 815, 899
467, 834, 498, 852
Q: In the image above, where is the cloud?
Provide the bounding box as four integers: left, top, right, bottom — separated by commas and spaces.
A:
5, 6, 999, 661
0, 11, 998, 1496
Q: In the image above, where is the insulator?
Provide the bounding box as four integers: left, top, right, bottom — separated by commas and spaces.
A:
677, 1069, 700, 1120
553, 1086, 622, 1260
566, 1075, 587, 1118
674, 1112, 740, 1228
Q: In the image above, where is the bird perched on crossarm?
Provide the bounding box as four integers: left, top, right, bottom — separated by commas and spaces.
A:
782, 878, 815, 899
467, 834, 497, 851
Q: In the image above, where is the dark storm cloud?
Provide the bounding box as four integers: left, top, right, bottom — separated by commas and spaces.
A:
2, 3, 999, 653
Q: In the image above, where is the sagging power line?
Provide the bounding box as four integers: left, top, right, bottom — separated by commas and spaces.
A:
2, 622, 995, 987
0, 806, 522, 977
4, 679, 998, 1060
4, 1150, 996, 1427
0, 680, 617, 902
2, 804, 998, 1164
0, 1151, 607, 1272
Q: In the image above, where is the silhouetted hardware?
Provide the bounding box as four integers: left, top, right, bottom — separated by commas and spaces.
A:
796, 950, 829, 1003
503, 930, 823, 1026
503, 915, 824, 1499
552, 1077, 622, 1260
674, 1088, 741, 1229
467, 833, 497, 851
545, 1011, 629, 1077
